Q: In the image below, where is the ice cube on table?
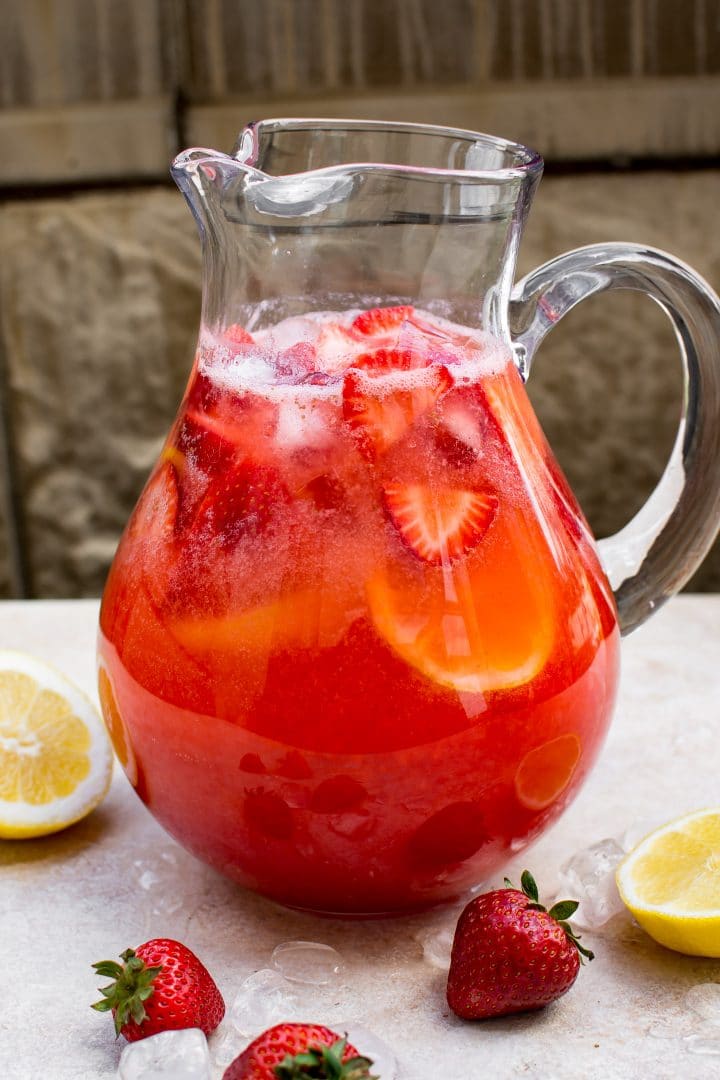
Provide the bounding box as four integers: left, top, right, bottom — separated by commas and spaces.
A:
118, 1028, 210, 1079
229, 968, 300, 1038
685, 983, 720, 1025
271, 941, 344, 985
132, 850, 184, 916
211, 1024, 246, 1069
416, 924, 455, 971
557, 837, 626, 929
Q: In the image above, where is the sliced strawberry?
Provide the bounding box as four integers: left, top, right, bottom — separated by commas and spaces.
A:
342, 365, 453, 460
298, 472, 346, 511
383, 481, 499, 563
224, 323, 255, 347
351, 305, 414, 337
353, 346, 425, 373
191, 461, 288, 546
175, 409, 241, 474
186, 369, 219, 413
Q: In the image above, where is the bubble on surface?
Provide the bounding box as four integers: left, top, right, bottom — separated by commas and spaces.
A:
271, 941, 344, 985
685, 983, 720, 1025
684, 1034, 720, 1056
118, 1028, 210, 1079
230, 968, 300, 1038
416, 924, 455, 971
336, 1023, 398, 1079
557, 837, 625, 929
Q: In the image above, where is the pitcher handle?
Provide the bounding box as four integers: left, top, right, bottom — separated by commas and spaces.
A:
509, 242, 720, 635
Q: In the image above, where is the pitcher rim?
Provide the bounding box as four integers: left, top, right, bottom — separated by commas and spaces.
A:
175, 117, 544, 184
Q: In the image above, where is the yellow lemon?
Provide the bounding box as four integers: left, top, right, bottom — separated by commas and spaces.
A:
616, 808, 720, 957
0, 651, 112, 838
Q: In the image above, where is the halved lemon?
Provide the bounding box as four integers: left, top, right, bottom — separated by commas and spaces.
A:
0, 651, 113, 838
616, 808, 720, 957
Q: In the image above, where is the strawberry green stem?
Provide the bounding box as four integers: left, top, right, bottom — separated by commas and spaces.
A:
91, 948, 163, 1036
274, 1037, 377, 1079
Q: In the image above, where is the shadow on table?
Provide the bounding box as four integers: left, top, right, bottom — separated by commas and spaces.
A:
0, 802, 115, 868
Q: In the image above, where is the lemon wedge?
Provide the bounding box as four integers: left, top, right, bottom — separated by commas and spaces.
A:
615, 808, 720, 957
0, 651, 112, 838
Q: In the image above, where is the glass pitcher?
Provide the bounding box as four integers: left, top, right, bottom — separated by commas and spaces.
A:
98, 120, 720, 916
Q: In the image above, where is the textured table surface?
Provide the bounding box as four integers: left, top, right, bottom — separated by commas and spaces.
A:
1, 596, 719, 1080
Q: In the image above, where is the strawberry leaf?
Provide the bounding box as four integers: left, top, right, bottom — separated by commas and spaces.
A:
520, 869, 539, 903
548, 900, 579, 921
557, 920, 595, 963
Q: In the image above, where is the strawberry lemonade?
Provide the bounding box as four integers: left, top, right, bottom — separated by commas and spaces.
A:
99, 306, 619, 915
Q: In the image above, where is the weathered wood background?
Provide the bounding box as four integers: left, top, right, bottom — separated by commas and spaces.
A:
0, 0, 719, 597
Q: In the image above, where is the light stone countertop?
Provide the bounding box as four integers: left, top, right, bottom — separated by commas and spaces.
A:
1, 596, 719, 1080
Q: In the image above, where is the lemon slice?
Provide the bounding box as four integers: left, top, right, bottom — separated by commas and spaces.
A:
616, 808, 720, 957
0, 651, 113, 838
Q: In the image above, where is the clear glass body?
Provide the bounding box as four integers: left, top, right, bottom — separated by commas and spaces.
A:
98, 120, 720, 915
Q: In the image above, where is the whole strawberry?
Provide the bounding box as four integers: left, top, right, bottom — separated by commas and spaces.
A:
91, 938, 225, 1041
222, 1022, 377, 1079
447, 870, 594, 1019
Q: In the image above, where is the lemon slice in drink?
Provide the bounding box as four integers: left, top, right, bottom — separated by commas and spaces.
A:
0, 651, 112, 838
615, 808, 720, 957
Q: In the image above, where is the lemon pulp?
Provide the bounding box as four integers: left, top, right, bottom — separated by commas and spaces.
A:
0, 651, 112, 839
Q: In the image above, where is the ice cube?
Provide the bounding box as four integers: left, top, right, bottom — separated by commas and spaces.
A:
336, 1023, 398, 1079
271, 941, 344, 986
685, 984, 720, 1026
556, 838, 626, 929
684, 1034, 720, 1056
211, 1024, 245, 1069
229, 969, 300, 1038
117, 1028, 210, 1079
416, 924, 455, 971
132, 850, 184, 917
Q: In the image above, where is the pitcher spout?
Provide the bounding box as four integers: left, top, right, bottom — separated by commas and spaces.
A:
171, 147, 265, 239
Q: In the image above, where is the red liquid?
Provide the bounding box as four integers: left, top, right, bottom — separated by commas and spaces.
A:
99, 310, 619, 915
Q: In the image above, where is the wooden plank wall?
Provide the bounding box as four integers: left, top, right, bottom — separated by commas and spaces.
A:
1, 0, 719, 185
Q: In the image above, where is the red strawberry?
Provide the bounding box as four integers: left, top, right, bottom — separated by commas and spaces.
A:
342, 365, 452, 460
353, 347, 423, 373
176, 409, 242, 475
383, 482, 498, 564
225, 323, 255, 346
191, 460, 287, 545
351, 305, 414, 337
446, 871, 594, 1019
222, 1023, 376, 1079
91, 939, 225, 1041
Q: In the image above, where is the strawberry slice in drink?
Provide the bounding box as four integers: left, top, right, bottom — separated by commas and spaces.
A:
354, 346, 426, 373
190, 460, 288, 547
224, 323, 255, 347
383, 482, 499, 564
351, 304, 414, 337
342, 365, 453, 460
